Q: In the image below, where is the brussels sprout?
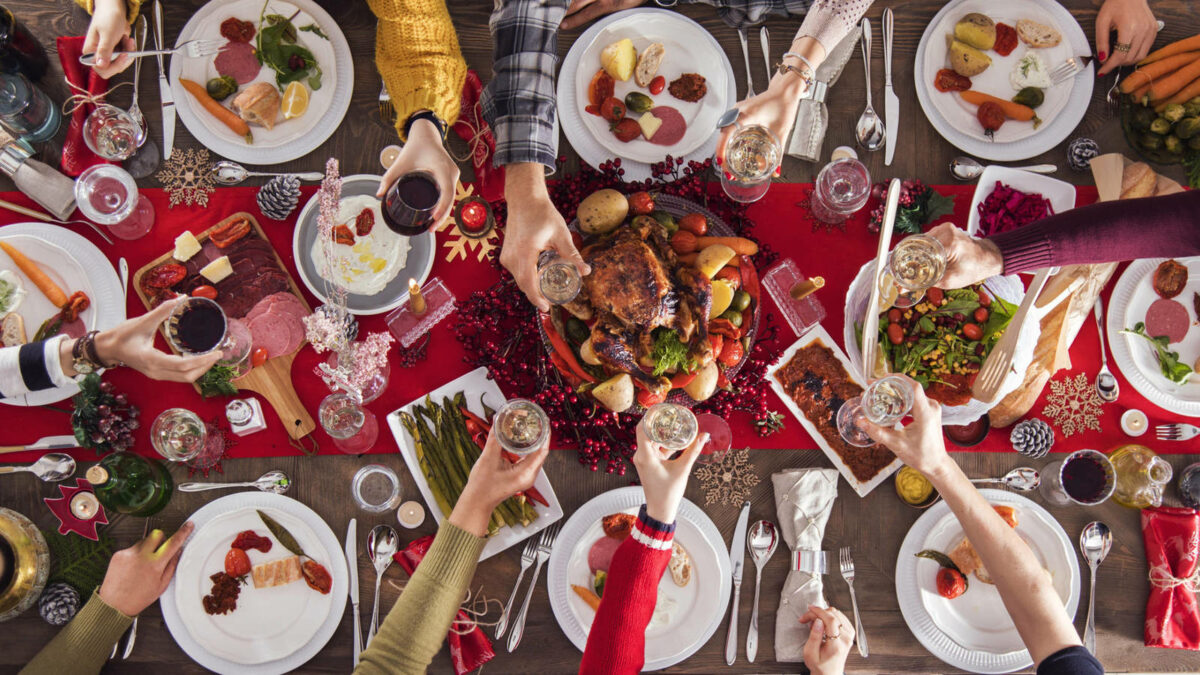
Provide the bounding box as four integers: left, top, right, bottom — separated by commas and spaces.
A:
1140, 132, 1164, 150
1012, 87, 1044, 108
649, 210, 677, 234
1161, 104, 1187, 123
1164, 134, 1184, 154
1149, 117, 1173, 135
1175, 117, 1200, 140
624, 92, 654, 114
205, 76, 237, 101
1190, 96, 1200, 106
1184, 101, 1200, 117
1189, 134, 1200, 151
1132, 106, 1157, 130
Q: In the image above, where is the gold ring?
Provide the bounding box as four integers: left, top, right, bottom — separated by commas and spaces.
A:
1114, 42, 1132, 53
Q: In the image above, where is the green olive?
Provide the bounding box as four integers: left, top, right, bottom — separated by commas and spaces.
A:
624, 92, 654, 114
730, 290, 751, 313
720, 309, 743, 327
1011, 87, 1044, 109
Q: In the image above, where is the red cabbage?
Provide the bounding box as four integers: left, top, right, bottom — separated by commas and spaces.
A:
976, 182, 1054, 236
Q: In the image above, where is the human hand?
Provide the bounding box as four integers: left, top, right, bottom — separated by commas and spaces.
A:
450, 427, 550, 536
92, 296, 222, 382
800, 604, 855, 675
633, 424, 708, 524
562, 0, 647, 31
84, 0, 134, 79
858, 375, 954, 479
926, 223, 1004, 289
1096, 0, 1158, 75
376, 117, 460, 230
98, 522, 194, 616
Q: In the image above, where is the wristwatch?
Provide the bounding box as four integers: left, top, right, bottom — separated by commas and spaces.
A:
72, 331, 117, 375
403, 110, 448, 141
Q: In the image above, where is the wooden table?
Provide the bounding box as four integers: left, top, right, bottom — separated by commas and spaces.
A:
0, 1, 1197, 673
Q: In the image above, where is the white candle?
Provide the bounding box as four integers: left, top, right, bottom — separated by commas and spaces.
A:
70, 492, 100, 520
408, 278, 427, 316
397, 501, 425, 529
1121, 409, 1148, 437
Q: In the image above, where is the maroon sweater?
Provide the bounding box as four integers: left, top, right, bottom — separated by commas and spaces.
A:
991, 190, 1200, 274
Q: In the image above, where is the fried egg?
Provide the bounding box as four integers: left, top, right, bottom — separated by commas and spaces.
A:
310, 194, 410, 296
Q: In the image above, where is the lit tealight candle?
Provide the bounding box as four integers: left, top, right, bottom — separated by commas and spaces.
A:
1121, 409, 1148, 437
397, 500, 425, 529
379, 145, 401, 170
408, 278, 427, 316
70, 492, 100, 520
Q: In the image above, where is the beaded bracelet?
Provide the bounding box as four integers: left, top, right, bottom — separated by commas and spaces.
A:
777, 51, 816, 92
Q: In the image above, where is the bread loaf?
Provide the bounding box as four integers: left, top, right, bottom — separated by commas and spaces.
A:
1120, 162, 1158, 199
1016, 19, 1062, 48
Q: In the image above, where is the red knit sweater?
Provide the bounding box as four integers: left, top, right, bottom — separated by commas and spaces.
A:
579, 505, 675, 675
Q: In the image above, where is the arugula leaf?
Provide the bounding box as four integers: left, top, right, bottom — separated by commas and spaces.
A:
300, 24, 328, 39
256, 1, 322, 90
1121, 322, 1193, 384
650, 329, 693, 377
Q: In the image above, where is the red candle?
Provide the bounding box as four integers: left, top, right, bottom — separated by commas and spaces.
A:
456, 197, 494, 238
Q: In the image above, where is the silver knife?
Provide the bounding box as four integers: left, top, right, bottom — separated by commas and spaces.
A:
882, 8, 898, 166
0, 435, 81, 455
345, 518, 362, 667
725, 501, 751, 665
118, 258, 129, 302
153, 0, 174, 159
759, 26, 771, 84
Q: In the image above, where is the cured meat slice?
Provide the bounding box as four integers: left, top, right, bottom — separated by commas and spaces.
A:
588, 536, 622, 574
1146, 298, 1190, 344
214, 42, 260, 85
248, 312, 291, 358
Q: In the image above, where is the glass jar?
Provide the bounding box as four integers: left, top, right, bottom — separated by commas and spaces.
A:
0, 507, 48, 622
1109, 444, 1174, 509
1178, 462, 1200, 510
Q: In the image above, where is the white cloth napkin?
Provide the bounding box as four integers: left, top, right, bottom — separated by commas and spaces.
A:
12, 158, 77, 221
772, 467, 839, 662
785, 27, 863, 162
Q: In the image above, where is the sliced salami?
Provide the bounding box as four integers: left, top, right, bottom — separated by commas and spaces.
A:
1145, 298, 1190, 344
247, 312, 291, 359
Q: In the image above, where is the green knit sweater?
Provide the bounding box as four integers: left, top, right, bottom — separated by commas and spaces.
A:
21, 524, 485, 674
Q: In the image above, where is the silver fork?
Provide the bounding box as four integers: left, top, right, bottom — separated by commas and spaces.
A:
1106, 69, 1124, 113
1049, 56, 1093, 85
495, 537, 538, 639
737, 27, 755, 98
128, 15, 148, 147
378, 84, 394, 125
111, 520, 150, 659
80, 39, 225, 66
1156, 423, 1200, 441
839, 547, 868, 658
507, 522, 561, 653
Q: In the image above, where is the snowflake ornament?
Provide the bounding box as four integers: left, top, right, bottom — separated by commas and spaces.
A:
1042, 372, 1104, 437
436, 182, 499, 263
694, 447, 761, 507
154, 148, 216, 207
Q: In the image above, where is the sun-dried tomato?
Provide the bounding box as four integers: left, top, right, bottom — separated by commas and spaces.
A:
354, 208, 375, 237
231, 530, 272, 553
219, 17, 255, 43
993, 22, 1018, 57
210, 218, 251, 248
301, 560, 332, 594
144, 263, 187, 289
333, 225, 356, 246
61, 291, 90, 322
709, 318, 741, 339
933, 68, 971, 93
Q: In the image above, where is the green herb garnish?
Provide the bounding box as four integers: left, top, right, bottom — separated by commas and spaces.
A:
197, 363, 239, 398
1121, 322, 1193, 384
649, 328, 694, 377
257, 510, 309, 559
1183, 151, 1200, 190
299, 24, 327, 39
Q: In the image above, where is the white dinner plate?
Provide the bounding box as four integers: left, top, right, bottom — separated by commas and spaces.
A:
169, 0, 353, 165
292, 175, 435, 315
559, 8, 735, 181
547, 486, 730, 671
0, 223, 124, 406
766, 325, 902, 497
896, 489, 1080, 673
385, 366, 564, 561
1107, 256, 1200, 417
162, 493, 347, 674
965, 165, 1076, 236
913, 0, 1093, 161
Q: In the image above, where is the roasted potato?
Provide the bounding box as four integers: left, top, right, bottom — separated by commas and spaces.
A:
579, 337, 602, 366
954, 13, 996, 51
577, 189, 629, 234
683, 361, 719, 402
949, 40, 992, 77
600, 38, 636, 81
593, 373, 634, 412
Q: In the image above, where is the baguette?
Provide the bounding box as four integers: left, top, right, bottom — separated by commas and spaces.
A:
1120, 162, 1158, 199
1016, 19, 1061, 48
1, 313, 25, 347
634, 43, 665, 88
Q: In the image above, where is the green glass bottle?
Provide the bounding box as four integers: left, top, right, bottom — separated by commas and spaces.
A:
86, 453, 173, 517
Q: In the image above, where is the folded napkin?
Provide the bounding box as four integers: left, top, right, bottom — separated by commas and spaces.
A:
453, 70, 504, 203
56, 36, 112, 177
786, 26, 862, 162
0, 126, 76, 220
1141, 506, 1200, 650
773, 467, 839, 662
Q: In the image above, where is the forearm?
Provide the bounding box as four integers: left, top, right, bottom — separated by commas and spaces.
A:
504, 162, 551, 204
20, 591, 132, 675
794, 0, 871, 55
926, 461, 1081, 663
355, 524, 486, 675
992, 190, 1200, 275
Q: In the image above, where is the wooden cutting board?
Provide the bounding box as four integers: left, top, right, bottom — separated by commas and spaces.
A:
131, 211, 316, 441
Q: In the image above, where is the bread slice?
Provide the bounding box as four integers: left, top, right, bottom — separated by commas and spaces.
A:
1121, 162, 1158, 199
232, 82, 281, 131
2, 313, 26, 347
634, 43, 665, 88
668, 541, 692, 587
1016, 19, 1061, 48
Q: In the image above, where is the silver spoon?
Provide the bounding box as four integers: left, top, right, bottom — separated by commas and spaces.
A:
211, 160, 324, 185
745, 520, 778, 663
855, 18, 885, 152
0, 453, 76, 482
716, 107, 740, 130
129, 15, 148, 147
178, 470, 291, 494
1093, 299, 1119, 402
1079, 521, 1112, 656
969, 467, 1041, 491
366, 525, 399, 646
948, 157, 1058, 181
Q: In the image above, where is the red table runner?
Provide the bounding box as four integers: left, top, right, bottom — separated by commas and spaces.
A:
2, 181, 1193, 465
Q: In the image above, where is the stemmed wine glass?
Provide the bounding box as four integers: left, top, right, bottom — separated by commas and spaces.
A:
150, 408, 206, 462
719, 124, 781, 203
163, 297, 251, 369
494, 399, 550, 456
319, 393, 380, 455
836, 375, 915, 447
82, 104, 142, 161
881, 234, 947, 309
74, 164, 155, 240
538, 251, 582, 305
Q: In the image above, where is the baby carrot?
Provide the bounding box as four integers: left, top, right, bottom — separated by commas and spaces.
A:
1148, 59, 1200, 101
179, 78, 252, 142
1138, 35, 1200, 66
0, 240, 67, 307
693, 236, 759, 256
1120, 52, 1199, 94
958, 90, 1037, 121
571, 585, 601, 612
1155, 76, 1200, 111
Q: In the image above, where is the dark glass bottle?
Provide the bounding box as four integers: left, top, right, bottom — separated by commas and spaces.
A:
86, 454, 174, 517
0, 6, 47, 81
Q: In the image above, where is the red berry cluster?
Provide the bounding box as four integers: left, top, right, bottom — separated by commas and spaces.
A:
867, 179, 928, 234
394, 333, 430, 368
70, 374, 140, 454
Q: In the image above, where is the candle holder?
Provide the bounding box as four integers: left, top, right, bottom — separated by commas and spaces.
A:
43, 480, 108, 540
385, 276, 455, 348
762, 258, 827, 338
454, 195, 495, 240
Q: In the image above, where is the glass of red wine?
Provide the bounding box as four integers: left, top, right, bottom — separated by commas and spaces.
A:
381, 170, 439, 236
1039, 449, 1116, 507
164, 297, 250, 368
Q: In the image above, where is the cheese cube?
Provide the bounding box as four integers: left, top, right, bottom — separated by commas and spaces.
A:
638, 112, 662, 141
173, 231, 201, 261
200, 256, 233, 283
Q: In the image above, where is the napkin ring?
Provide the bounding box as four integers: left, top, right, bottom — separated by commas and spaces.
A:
792, 549, 828, 574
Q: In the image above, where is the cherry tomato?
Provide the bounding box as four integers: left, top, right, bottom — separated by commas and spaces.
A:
251, 347, 269, 367
600, 96, 626, 123
974, 307, 990, 323
936, 567, 967, 599
887, 308, 903, 322
714, 267, 741, 290
926, 287, 945, 305
887, 322, 905, 345
191, 285, 218, 300
648, 75, 666, 95
637, 389, 667, 408
977, 290, 992, 307
717, 339, 744, 366
611, 118, 641, 143
224, 548, 251, 577
963, 323, 983, 340
677, 213, 708, 236
628, 191, 655, 216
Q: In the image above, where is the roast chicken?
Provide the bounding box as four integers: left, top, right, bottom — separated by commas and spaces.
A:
567, 217, 714, 396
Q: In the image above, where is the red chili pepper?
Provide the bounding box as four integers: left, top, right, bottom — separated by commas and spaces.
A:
669, 371, 697, 389
539, 312, 597, 383
716, 368, 731, 390
459, 407, 492, 433
738, 255, 760, 304
637, 388, 667, 408
523, 486, 549, 507
708, 333, 724, 357
709, 318, 741, 339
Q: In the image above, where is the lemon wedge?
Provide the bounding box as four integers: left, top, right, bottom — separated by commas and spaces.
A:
281, 82, 309, 120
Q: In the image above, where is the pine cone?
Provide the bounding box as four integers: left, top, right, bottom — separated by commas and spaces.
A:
1066, 137, 1100, 172
38, 582, 81, 626
316, 304, 358, 342
1010, 418, 1054, 458
256, 175, 302, 221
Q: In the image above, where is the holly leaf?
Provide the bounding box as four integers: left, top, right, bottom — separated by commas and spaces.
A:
922, 188, 956, 224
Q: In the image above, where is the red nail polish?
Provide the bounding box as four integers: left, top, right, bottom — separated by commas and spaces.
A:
725, 171, 734, 181
1098, 51, 1107, 62
714, 156, 723, 167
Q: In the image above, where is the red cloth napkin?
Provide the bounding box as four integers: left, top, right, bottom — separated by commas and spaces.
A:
56, 36, 112, 177
454, 70, 503, 203
1141, 506, 1200, 650
393, 536, 495, 674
